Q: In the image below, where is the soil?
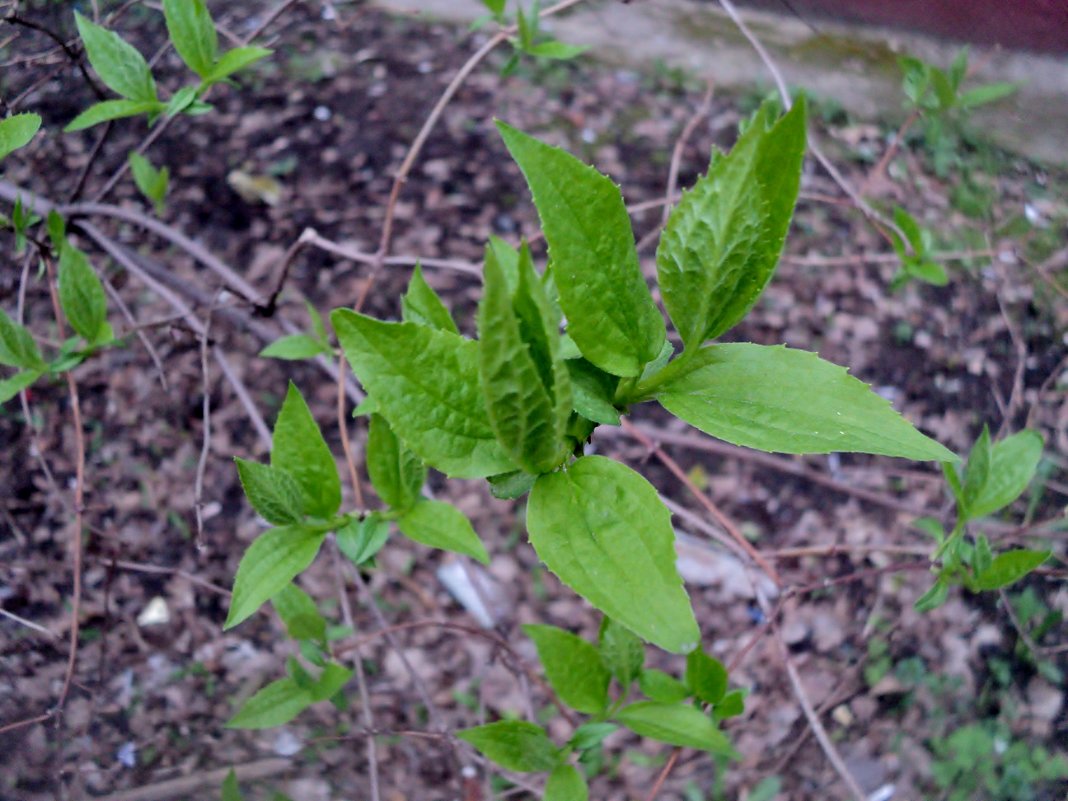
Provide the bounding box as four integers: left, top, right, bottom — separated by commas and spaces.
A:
1, 3, 1066, 801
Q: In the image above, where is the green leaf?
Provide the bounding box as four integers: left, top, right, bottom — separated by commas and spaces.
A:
544, 764, 588, 801
513, 244, 572, 440
615, 701, 735, 756
0, 113, 41, 161
566, 358, 620, 425
929, 67, 956, 110
914, 577, 950, 612
128, 152, 168, 214
523, 624, 610, 714
974, 549, 1050, 590
46, 211, 66, 252
456, 720, 560, 772
973, 534, 994, 576
226, 676, 314, 729
309, 662, 353, 701
905, 258, 948, 286
528, 41, 588, 60
569, 722, 617, 751
657, 98, 807, 346
401, 264, 458, 334
657, 344, 955, 461
527, 456, 699, 653
165, 84, 199, 117
396, 499, 489, 564
162, 0, 217, 78
332, 310, 515, 478
488, 469, 538, 500
366, 413, 426, 511
336, 513, 390, 566
482, 0, 506, 16
260, 334, 330, 360
225, 525, 327, 629
206, 46, 273, 84
74, 12, 158, 102
715, 688, 747, 719
235, 458, 305, 525
686, 648, 728, 704
58, 243, 109, 343
961, 429, 1043, 521
598, 616, 644, 689
958, 82, 1017, 109
221, 769, 242, 801
892, 206, 927, 257
516, 3, 534, 50
478, 248, 565, 473
65, 99, 163, 132
306, 301, 329, 344
0, 370, 42, 404
496, 121, 665, 377
639, 669, 690, 703
270, 382, 341, 518
0, 309, 45, 370
486, 235, 520, 292
272, 582, 326, 642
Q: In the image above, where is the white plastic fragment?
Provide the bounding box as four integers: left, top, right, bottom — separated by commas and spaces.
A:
136, 596, 169, 627
436, 560, 505, 628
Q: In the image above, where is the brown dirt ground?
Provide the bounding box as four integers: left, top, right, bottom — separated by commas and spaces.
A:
1, 3, 1066, 801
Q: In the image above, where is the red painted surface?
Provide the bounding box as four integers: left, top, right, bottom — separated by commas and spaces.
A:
738, 0, 1068, 54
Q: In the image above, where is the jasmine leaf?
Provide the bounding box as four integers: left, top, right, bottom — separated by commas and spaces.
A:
658, 344, 955, 461
527, 456, 699, 653
332, 309, 515, 478
496, 121, 665, 377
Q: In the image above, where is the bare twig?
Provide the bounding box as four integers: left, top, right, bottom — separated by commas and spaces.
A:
621, 417, 783, 585
91, 0, 300, 202
95, 557, 231, 597
42, 253, 87, 713
194, 302, 216, 548
773, 621, 866, 801
89, 758, 291, 801
331, 547, 381, 801
664, 84, 714, 226
642, 749, 681, 801
716, 0, 906, 250
80, 221, 272, 447
357, 0, 587, 309
100, 274, 168, 388
61, 199, 262, 303
0, 606, 60, 638
335, 618, 578, 727
990, 252, 1028, 438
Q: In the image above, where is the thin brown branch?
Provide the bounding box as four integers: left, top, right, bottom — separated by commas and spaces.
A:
621, 417, 783, 585
358, 0, 588, 309
331, 547, 381, 801
79, 220, 272, 447
42, 253, 86, 713
772, 621, 866, 801
335, 618, 578, 728
642, 749, 681, 801
860, 108, 920, 194
89, 758, 291, 801
194, 303, 215, 548
90, 0, 298, 201
100, 274, 168, 388
0, 606, 60, 638
715, 0, 906, 250
61, 199, 262, 303
783, 248, 995, 268
95, 557, 231, 597
601, 422, 929, 517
